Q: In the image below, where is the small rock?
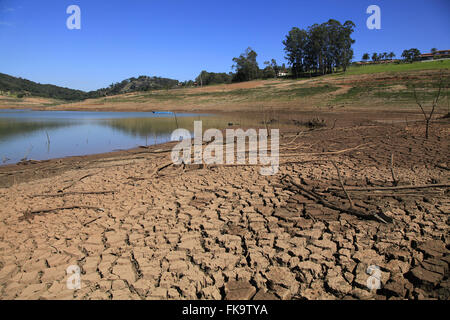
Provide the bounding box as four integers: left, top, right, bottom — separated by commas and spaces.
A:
407, 266, 443, 291
225, 280, 256, 300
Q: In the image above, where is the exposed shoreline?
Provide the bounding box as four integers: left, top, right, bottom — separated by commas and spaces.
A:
0, 115, 448, 300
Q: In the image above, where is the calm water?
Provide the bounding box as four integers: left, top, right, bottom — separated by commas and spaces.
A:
0, 109, 228, 165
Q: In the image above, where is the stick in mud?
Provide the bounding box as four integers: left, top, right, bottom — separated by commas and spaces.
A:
331, 160, 354, 208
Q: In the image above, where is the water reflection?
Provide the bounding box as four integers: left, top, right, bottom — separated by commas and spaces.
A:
103, 116, 232, 138
0, 109, 251, 165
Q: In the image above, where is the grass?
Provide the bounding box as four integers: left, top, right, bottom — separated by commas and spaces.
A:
342, 59, 450, 76
278, 84, 338, 98
93, 83, 340, 106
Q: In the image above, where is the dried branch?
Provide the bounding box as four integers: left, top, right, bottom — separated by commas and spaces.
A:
327, 183, 450, 192
20, 205, 105, 222
331, 160, 354, 208
390, 153, 399, 186
282, 175, 391, 224
31, 190, 116, 198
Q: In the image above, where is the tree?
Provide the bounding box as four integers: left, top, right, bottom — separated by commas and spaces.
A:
431, 48, 437, 54
388, 52, 396, 60
232, 47, 260, 82
270, 59, 280, 77
262, 62, 276, 79
195, 71, 232, 86
339, 20, 356, 72
282, 19, 355, 76
372, 53, 378, 62
412, 72, 444, 139
362, 53, 370, 62
262, 59, 279, 79
283, 27, 308, 78
401, 48, 421, 62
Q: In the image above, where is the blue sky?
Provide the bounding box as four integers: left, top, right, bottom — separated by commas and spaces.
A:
0, 0, 449, 91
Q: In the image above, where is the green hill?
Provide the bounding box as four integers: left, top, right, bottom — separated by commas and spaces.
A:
0, 72, 87, 101
0, 73, 180, 101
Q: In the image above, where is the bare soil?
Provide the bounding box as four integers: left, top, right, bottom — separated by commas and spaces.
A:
0, 108, 448, 300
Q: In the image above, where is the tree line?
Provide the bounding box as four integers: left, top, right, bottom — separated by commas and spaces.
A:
0, 72, 86, 101
361, 48, 442, 64
282, 19, 355, 76
0, 73, 181, 101
195, 19, 356, 85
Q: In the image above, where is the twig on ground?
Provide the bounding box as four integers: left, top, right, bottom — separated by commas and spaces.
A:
390, 153, 399, 186
282, 174, 391, 224
331, 160, 354, 208
30, 190, 116, 198
327, 184, 450, 192
279, 143, 370, 157
20, 205, 105, 222
59, 172, 98, 191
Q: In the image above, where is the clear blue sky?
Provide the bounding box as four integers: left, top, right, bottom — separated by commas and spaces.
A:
0, 0, 449, 91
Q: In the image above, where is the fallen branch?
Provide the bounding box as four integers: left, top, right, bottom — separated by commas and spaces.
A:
282, 175, 392, 224
331, 160, 354, 208
59, 172, 98, 191
436, 164, 449, 171
279, 143, 370, 157
338, 191, 444, 197
83, 217, 102, 226
31, 190, 116, 198
20, 205, 105, 222
327, 184, 450, 192
390, 153, 399, 186
150, 161, 174, 177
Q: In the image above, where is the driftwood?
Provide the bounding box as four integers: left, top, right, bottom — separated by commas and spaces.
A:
150, 161, 174, 177
436, 164, 449, 171
327, 184, 450, 192
83, 217, 102, 226
20, 205, 105, 222
282, 175, 392, 224
30, 190, 116, 198
331, 160, 354, 208
338, 191, 445, 197
279, 143, 370, 157
390, 153, 399, 186
59, 172, 98, 191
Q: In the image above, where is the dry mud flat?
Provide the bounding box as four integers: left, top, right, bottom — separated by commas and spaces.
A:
0, 119, 449, 300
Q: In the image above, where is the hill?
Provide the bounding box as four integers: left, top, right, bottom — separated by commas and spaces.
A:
0, 60, 448, 107
91, 76, 179, 97
51, 66, 449, 113
0, 72, 86, 101
0, 73, 180, 101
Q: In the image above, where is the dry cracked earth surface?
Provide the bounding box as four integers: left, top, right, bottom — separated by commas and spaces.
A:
0, 118, 448, 300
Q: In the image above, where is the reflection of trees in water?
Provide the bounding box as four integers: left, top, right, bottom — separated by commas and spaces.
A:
0, 119, 73, 140
103, 117, 233, 138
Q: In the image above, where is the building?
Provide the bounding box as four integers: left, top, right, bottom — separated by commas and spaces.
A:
419, 49, 450, 61
419, 53, 434, 61
435, 50, 450, 57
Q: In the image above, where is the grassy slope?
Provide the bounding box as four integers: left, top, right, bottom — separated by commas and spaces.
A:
342, 59, 450, 76
2, 59, 449, 112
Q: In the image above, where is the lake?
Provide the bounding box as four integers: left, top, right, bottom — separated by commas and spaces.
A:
0, 109, 238, 165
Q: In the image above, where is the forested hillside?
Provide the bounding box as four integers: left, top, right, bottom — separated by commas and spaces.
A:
0, 73, 180, 101
0, 72, 86, 101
